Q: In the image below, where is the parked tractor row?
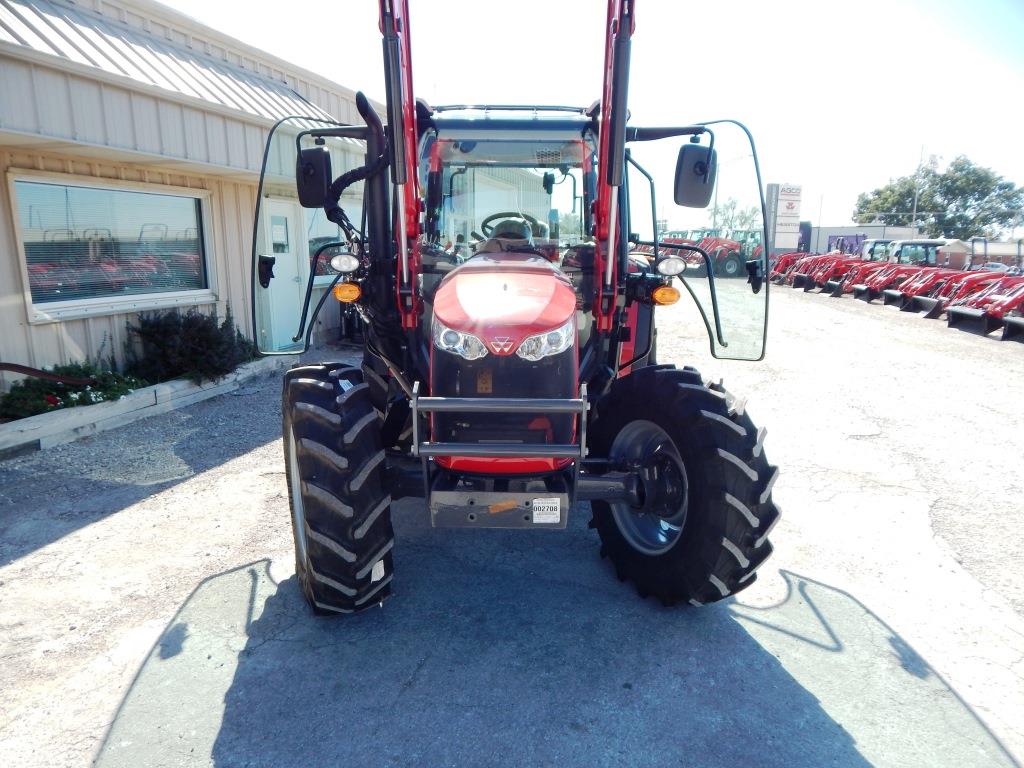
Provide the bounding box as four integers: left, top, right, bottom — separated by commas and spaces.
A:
769, 239, 1024, 341
635, 228, 764, 278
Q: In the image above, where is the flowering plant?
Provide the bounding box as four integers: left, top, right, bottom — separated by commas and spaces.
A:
0, 362, 146, 421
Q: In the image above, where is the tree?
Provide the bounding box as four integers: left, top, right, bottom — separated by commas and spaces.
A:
853, 156, 1023, 240
558, 210, 581, 238
710, 197, 761, 231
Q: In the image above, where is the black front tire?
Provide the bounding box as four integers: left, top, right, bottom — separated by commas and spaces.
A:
283, 363, 395, 614
590, 365, 780, 606
720, 253, 743, 278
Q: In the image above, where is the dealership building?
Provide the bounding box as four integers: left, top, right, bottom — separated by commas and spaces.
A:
0, 0, 371, 389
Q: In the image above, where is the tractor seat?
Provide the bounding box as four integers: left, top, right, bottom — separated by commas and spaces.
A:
476, 219, 541, 257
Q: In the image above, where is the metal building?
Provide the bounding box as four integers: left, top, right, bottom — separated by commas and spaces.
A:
0, 0, 364, 387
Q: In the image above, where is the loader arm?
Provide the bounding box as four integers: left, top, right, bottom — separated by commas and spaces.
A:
379, 0, 422, 329
593, 0, 635, 332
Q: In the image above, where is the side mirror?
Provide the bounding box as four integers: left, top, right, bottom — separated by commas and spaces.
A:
674, 144, 717, 207
295, 146, 332, 208
543, 172, 556, 196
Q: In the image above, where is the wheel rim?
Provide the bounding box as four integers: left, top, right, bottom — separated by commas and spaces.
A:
608, 420, 689, 556
724, 258, 739, 276
287, 427, 310, 566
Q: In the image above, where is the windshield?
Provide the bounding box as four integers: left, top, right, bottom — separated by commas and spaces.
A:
419, 131, 593, 260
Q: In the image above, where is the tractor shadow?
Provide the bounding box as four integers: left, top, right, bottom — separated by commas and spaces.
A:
0, 379, 282, 567
96, 507, 1019, 768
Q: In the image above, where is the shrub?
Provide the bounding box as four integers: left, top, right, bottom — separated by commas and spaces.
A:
0, 362, 146, 421
126, 306, 259, 385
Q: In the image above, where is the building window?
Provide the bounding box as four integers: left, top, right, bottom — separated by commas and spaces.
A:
13, 179, 210, 317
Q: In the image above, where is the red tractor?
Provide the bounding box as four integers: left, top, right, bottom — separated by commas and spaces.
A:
250, 0, 779, 614
912, 271, 1003, 319
768, 251, 806, 282
660, 229, 751, 278
947, 276, 1024, 336
851, 240, 944, 302
883, 267, 962, 311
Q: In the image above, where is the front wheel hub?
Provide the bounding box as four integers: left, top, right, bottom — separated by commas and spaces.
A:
637, 452, 687, 519
608, 420, 689, 555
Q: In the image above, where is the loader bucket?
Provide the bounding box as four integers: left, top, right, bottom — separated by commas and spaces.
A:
882, 289, 903, 307
915, 296, 944, 318
947, 307, 1001, 335
1001, 316, 1024, 342
792, 273, 808, 289
826, 279, 845, 297
803, 278, 818, 292
853, 285, 875, 302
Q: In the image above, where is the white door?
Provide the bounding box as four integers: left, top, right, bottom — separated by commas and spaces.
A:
262, 200, 305, 351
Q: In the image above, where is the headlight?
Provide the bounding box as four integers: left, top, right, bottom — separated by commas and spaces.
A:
516, 317, 575, 361
655, 255, 687, 276
329, 252, 361, 273
432, 318, 488, 360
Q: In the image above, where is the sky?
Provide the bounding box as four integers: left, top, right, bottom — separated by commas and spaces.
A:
165, 0, 1024, 232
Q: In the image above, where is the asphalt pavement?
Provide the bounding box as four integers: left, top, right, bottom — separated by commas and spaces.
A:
1, 285, 1022, 767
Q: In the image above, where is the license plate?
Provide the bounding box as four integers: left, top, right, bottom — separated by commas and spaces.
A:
531, 497, 561, 524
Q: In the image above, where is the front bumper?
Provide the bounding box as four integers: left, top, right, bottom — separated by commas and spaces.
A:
411, 384, 589, 528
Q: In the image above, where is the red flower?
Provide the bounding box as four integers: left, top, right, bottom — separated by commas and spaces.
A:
45, 394, 60, 406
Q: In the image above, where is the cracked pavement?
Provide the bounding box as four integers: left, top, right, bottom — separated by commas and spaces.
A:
1, 286, 1022, 767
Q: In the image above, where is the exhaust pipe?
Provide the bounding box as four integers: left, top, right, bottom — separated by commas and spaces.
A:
947, 306, 1001, 335
1002, 316, 1024, 342
882, 289, 903, 307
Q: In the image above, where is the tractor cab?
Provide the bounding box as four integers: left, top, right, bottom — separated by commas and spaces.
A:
416, 112, 594, 292
887, 239, 945, 265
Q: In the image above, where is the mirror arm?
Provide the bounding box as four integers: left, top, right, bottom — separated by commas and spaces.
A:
702, 129, 715, 184
291, 241, 350, 343
626, 125, 707, 142
294, 126, 369, 146
301, 272, 345, 350
631, 242, 728, 347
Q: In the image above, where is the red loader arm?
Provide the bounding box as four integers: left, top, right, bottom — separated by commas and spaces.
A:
379, 0, 422, 329
593, 0, 635, 333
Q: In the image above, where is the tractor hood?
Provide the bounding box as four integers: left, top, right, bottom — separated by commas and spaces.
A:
432, 253, 577, 355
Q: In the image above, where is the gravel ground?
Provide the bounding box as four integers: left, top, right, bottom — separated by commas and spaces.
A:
1, 286, 1022, 767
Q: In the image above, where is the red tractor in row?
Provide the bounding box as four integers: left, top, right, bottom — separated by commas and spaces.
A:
947, 276, 1024, 339
657, 228, 762, 278
249, 0, 779, 614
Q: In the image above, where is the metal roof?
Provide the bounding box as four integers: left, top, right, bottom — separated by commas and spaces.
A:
0, 0, 333, 123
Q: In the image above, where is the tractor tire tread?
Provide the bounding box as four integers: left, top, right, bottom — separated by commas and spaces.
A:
590, 364, 779, 606
283, 362, 395, 615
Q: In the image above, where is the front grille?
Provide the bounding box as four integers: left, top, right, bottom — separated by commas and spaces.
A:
429, 347, 576, 445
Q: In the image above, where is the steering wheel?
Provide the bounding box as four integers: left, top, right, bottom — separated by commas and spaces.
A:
480, 212, 541, 237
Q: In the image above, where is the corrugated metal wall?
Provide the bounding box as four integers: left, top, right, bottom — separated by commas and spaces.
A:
0, 54, 269, 173
0, 145, 257, 388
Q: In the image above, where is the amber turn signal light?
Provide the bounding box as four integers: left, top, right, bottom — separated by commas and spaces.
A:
651, 284, 680, 305
332, 282, 362, 303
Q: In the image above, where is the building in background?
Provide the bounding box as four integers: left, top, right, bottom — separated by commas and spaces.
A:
0, 0, 367, 389
808, 225, 919, 254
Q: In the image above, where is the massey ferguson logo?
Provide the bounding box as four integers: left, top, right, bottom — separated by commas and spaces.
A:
490, 337, 513, 353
